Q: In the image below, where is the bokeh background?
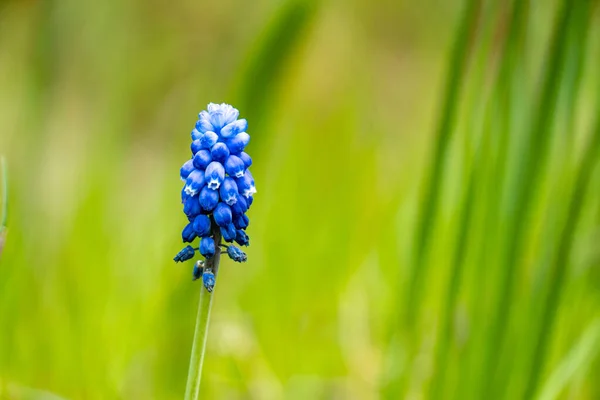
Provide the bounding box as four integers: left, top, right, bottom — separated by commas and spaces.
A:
1, 0, 600, 399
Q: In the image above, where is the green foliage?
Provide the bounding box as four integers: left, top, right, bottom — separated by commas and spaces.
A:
0, 0, 599, 399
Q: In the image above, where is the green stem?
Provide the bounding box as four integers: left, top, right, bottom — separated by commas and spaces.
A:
184, 229, 222, 400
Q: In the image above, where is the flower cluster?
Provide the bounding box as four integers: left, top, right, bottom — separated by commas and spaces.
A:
174, 103, 256, 290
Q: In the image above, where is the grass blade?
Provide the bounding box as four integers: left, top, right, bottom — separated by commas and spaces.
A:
404, 0, 481, 328
234, 0, 317, 126
522, 106, 600, 400
479, 0, 575, 395
536, 318, 600, 400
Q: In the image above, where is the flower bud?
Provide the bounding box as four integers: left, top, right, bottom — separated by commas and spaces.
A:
200, 131, 218, 149
236, 170, 256, 198
239, 152, 252, 168
181, 186, 190, 203
182, 222, 197, 243
193, 214, 211, 237
183, 195, 201, 218
193, 149, 212, 169
196, 111, 214, 133
226, 245, 247, 263
235, 229, 249, 246
210, 142, 230, 163
220, 104, 239, 125
192, 261, 204, 281
199, 186, 219, 212
180, 159, 195, 181
214, 203, 233, 227
219, 177, 238, 206
220, 223, 237, 242
230, 194, 248, 215
200, 237, 216, 258
209, 111, 226, 131
191, 138, 202, 154
184, 169, 206, 196
220, 119, 248, 138
174, 245, 195, 262
225, 155, 245, 178
205, 161, 225, 190
226, 132, 250, 154
233, 213, 249, 230
203, 270, 216, 292
191, 129, 203, 141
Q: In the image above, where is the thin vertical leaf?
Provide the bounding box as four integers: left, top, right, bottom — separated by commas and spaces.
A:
234, 0, 317, 127
480, 0, 575, 395
523, 105, 600, 400
404, 0, 481, 328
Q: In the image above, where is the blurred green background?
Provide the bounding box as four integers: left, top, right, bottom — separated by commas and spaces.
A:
1, 0, 600, 399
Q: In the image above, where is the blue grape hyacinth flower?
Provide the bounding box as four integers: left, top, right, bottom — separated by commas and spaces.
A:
174, 103, 255, 292
226, 245, 247, 263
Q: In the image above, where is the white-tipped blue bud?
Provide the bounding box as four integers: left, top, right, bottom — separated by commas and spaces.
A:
181, 185, 190, 204
193, 149, 212, 169
205, 161, 225, 190
210, 142, 230, 163
236, 170, 256, 198
180, 159, 195, 181
191, 139, 202, 154
220, 119, 248, 139
219, 177, 238, 206
224, 155, 245, 178
226, 132, 250, 154
239, 152, 252, 168
184, 169, 206, 196
200, 131, 219, 149
196, 111, 214, 133
191, 129, 203, 141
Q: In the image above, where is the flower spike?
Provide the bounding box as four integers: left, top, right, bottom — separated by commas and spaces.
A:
174, 103, 256, 291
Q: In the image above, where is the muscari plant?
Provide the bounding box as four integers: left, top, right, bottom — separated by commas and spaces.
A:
174, 103, 256, 399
